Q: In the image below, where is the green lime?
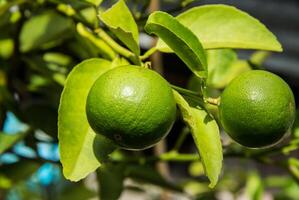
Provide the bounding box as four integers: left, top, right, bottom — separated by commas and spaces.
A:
219, 70, 295, 148
86, 65, 177, 150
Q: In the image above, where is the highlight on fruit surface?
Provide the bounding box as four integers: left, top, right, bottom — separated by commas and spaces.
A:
86, 65, 177, 150
219, 70, 296, 148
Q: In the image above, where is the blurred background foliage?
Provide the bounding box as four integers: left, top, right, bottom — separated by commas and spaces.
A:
0, 0, 298, 199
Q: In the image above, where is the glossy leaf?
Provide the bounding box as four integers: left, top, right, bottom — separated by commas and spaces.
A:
58, 59, 116, 181
19, 11, 74, 52
157, 5, 282, 52
99, 0, 140, 55
173, 91, 222, 188
145, 11, 207, 78
207, 49, 251, 88
97, 163, 125, 200
0, 131, 28, 154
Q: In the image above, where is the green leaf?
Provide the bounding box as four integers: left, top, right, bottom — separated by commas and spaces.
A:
249, 51, 271, 67
157, 5, 282, 52
99, 0, 140, 55
173, 90, 222, 188
84, 0, 102, 6
207, 49, 251, 88
97, 163, 125, 200
145, 11, 207, 78
58, 58, 116, 181
207, 49, 237, 87
19, 11, 74, 52
79, 7, 97, 26
0, 131, 29, 154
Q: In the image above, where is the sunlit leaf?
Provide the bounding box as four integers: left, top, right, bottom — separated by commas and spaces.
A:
145, 11, 207, 78
173, 90, 222, 188
79, 7, 97, 26
207, 49, 251, 88
99, 0, 139, 55
58, 58, 116, 181
157, 5, 282, 52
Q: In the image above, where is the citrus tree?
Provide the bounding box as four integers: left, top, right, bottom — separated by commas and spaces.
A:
0, 0, 298, 199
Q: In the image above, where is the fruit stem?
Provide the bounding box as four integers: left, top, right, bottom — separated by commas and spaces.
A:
140, 47, 157, 60
206, 97, 220, 106
171, 84, 220, 106
95, 28, 142, 65
171, 84, 202, 98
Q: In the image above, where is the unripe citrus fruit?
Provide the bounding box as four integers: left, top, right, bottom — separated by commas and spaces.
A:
86, 65, 176, 150
219, 70, 295, 148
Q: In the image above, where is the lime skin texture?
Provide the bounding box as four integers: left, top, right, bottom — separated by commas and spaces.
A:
86, 65, 177, 150
219, 70, 296, 148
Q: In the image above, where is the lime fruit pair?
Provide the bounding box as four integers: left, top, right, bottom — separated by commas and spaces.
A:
219, 70, 296, 148
86, 65, 176, 150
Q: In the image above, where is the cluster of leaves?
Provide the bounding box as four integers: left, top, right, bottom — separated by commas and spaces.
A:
0, 0, 299, 199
